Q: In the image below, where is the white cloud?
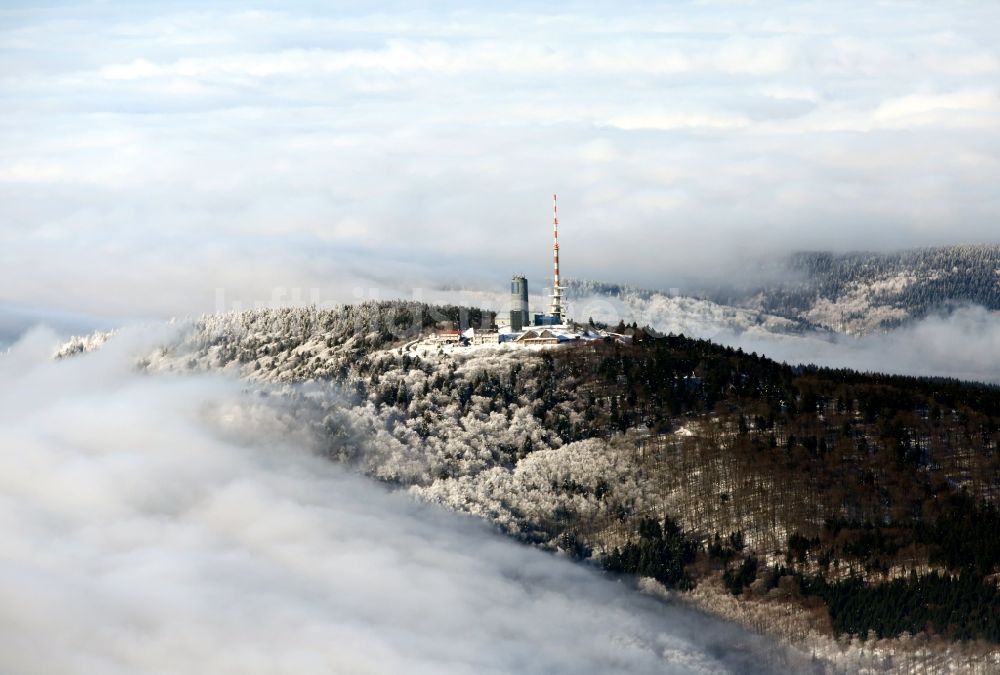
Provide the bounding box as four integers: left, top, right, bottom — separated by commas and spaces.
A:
723, 305, 1000, 384
0, 161, 68, 183
872, 89, 1000, 128
760, 85, 820, 103
100, 58, 163, 80
1, 2, 1000, 318
97, 42, 571, 83
605, 112, 751, 131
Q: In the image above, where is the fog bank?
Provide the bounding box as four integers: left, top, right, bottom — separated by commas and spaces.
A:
724, 306, 1000, 384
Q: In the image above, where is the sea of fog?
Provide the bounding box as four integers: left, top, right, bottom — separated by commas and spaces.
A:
0, 328, 809, 675
571, 293, 1000, 384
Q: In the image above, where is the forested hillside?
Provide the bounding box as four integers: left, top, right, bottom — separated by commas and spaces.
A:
754, 245, 1000, 334
61, 302, 1000, 665
550, 330, 1000, 643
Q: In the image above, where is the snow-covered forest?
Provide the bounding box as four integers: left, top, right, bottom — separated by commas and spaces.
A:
740, 245, 1000, 335
59, 301, 1000, 672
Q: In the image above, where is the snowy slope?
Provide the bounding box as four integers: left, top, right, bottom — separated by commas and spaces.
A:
746, 245, 1000, 335
51, 305, 1000, 671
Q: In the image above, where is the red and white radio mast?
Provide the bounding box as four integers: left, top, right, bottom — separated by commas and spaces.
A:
549, 193, 566, 323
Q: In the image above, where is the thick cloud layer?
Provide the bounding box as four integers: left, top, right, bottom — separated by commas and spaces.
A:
2, 1, 999, 317
0, 330, 800, 674
723, 305, 1000, 384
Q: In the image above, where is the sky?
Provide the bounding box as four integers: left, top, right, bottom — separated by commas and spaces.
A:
0, 327, 810, 674
2, 1, 1000, 321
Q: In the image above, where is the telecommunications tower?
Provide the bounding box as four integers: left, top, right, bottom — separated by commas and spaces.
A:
549, 193, 566, 323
